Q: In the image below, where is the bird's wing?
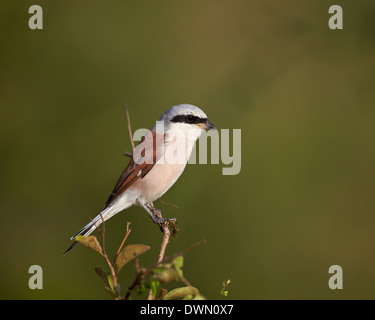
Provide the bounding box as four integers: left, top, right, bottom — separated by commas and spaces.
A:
102, 129, 164, 210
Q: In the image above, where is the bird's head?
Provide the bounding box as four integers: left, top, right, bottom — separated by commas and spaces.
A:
159, 104, 216, 135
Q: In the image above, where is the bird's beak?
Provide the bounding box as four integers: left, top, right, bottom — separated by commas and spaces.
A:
202, 119, 217, 131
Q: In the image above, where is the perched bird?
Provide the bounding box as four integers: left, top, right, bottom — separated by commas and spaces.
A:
64, 104, 216, 254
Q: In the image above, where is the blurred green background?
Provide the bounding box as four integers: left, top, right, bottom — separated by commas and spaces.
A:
1, 0, 374, 299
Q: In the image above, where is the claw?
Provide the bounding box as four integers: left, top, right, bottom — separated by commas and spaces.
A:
139, 202, 178, 234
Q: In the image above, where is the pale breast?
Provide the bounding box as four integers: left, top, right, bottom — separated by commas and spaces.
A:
133, 162, 187, 204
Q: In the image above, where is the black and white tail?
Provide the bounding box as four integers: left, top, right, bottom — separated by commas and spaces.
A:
63, 207, 113, 255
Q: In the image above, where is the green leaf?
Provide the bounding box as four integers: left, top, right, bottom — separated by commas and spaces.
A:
154, 269, 176, 283
193, 293, 206, 300
219, 279, 231, 298
151, 266, 165, 274
75, 235, 103, 255
173, 256, 183, 269
94, 266, 115, 296
173, 256, 184, 279
94, 266, 110, 287
107, 273, 114, 291
150, 278, 160, 300
115, 244, 150, 272
163, 286, 199, 300
105, 286, 116, 297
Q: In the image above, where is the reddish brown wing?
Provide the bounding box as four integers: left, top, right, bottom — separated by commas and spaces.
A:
102, 130, 162, 210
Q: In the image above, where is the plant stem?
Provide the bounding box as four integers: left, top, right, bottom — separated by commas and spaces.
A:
147, 223, 171, 300
98, 212, 118, 299
113, 222, 132, 271
124, 100, 135, 151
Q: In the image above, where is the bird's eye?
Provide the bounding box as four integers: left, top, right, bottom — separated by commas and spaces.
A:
187, 115, 195, 122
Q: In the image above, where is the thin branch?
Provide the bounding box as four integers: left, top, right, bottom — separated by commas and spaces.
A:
158, 199, 179, 208
124, 100, 135, 151
147, 223, 171, 300
157, 224, 171, 265
115, 221, 132, 258
98, 212, 118, 298
113, 222, 132, 274
134, 257, 140, 273
146, 286, 153, 300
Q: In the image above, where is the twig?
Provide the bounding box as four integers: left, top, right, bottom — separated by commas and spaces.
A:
97, 212, 118, 299
134, 257, 140, 273
124, 100, 135, 151
158, 199, 179, 208
147, 223, 171, 300
113, 222, 132, 273
157, 224, 171, 265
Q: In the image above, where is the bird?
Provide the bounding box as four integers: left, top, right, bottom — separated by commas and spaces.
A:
64, 104, 216, 255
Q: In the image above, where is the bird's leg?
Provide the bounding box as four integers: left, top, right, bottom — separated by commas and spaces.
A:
147, 202, 163, 220
139, 202, 159, 223
139, 202, 177, 229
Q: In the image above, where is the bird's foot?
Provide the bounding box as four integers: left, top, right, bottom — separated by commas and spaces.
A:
146, 204, 178, 235
149, 207, 177, 225
141, 202, 179, 236
155, 217, 178, 236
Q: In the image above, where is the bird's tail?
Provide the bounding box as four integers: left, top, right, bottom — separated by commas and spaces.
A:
69, 213, 104, 240
63, 207, 112, 255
